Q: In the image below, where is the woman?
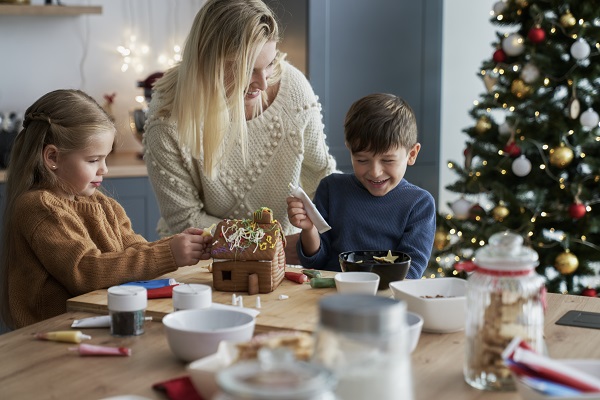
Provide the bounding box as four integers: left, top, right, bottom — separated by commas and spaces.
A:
143, 0, 337, 261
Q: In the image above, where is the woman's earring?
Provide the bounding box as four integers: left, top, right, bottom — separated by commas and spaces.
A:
51, 165, 57, 169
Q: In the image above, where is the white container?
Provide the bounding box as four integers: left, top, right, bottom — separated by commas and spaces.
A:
107, 285, 147, 337
313, 294, 413, 400
334, 272, 380, 295
173, 284, 212, 311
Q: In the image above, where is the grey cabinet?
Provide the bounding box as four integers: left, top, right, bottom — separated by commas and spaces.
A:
268, 0, 443, 201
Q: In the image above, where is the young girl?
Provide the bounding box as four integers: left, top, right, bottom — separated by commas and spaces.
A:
0, 89, 213, 330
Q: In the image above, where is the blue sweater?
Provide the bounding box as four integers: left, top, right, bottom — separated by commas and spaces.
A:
297, 173, 436, 279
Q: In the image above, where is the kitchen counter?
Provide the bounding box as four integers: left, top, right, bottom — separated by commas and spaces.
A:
0, 151, 147, 182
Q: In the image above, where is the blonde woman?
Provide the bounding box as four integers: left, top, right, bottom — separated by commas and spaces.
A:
143, 0, 337, 261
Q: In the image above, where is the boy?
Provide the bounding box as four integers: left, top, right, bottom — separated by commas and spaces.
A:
286, 93, 436, 278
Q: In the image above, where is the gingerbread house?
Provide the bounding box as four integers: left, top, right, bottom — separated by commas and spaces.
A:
210, 207, 286, 294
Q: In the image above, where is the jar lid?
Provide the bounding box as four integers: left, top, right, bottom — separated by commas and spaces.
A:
107, 285, 147, 311
318, 294, 406, 335
217, 347, 336, 399
173, 284, 212, 309
474, 231, 539, 272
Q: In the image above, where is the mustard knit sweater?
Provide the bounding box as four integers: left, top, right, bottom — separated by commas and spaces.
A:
6, 190, 177, 328
143, 61, 338, 238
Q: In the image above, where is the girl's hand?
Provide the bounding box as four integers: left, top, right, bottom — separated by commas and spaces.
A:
170, 228, 213, 267
286, 195, 314, 231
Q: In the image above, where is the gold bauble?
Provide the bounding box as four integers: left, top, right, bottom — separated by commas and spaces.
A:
511, 79, 532, 98
554, 251, 579, 275
549, 145, 574, 168
492, 205, 510, 221
560, 11, 576, 28
434, 229, 450, 251
475, 116, 492, 134
515, 0, 528, 7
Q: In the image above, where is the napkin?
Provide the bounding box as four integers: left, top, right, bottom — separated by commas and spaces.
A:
152, 376, 204, 400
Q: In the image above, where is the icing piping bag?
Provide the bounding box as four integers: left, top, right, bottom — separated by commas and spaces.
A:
289, 183, 332, 233
35, 330, 92, 344
69, 343, 132, 356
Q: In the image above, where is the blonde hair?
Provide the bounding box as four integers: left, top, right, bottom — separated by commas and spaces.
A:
0, 89, 115, 329
152, 0, 282, 179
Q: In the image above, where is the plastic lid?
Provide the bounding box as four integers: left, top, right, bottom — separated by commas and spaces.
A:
217, 347, 335, 399
474, 231, 539, 272
172, 284, 212, 310
107, 285, 147, 311
318, 294, 406, 334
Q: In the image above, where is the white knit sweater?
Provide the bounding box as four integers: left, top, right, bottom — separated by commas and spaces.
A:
143, 61, 337, 237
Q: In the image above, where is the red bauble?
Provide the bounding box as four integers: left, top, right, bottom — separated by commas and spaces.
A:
582, 288, 597, 297
569, 203, 586, 219
528, 26, 546, 43
493, 49, 506, 63
503, 142, 521, 157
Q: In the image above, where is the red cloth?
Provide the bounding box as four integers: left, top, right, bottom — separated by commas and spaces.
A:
152, 375, 203, 400
147, 284, 178, 299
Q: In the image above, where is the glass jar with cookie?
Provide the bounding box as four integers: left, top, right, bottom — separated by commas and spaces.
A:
464, 231, 546, 391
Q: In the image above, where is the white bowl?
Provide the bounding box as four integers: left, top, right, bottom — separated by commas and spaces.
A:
334, 271, 380, 295
162, 309, 255, 362
389, 278, 467, 333
188, 341, 239, 400
406, 311, 423, 353
513, 360, 600, 400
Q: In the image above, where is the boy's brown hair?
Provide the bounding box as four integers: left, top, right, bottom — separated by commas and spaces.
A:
344, 93, 418, 154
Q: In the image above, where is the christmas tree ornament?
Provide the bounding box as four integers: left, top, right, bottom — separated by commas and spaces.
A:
492, 1, 506, 16
498, 121, 513, 136
493, 49, 507, 63
483, 74, 498, 92
549, 145, 574, 168
568, 202, 586, 219
580, 108, 600, 129
475, 116, 492, 134
512, 155, 532, 176
502, 33, 525, 56
451, 197, 473, 219
581, 288, 597, 297
560, 11, 577, 28
554, 251, 579, 275
520, 62, 540, 84
503, 142, 521, 157
492, 205, 510, 221
433, 229, 450, 251
570, 39, 591, 60
511, 79, 532, 98
468, 204, 486, 220
527, 26, 545, 43
464, 145, 473, 169
568, 97, 581, 119
515, 0, 528, 7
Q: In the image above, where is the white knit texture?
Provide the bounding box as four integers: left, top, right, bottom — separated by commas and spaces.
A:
143, 61, 337, 237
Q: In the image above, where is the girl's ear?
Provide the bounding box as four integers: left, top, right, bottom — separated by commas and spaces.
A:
407, 143, 421, 166
43, 145, 59, 170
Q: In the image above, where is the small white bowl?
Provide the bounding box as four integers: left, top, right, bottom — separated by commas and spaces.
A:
390, 278, 467, 333
406, 311, 423, 353
513, 359, 600, 400
334, 271, 380, 295
162, 309, 255, 362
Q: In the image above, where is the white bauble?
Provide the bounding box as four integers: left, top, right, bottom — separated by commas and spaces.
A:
580, 108, 600, 129
512, 155, 532, 177
499, 122, 513, 136
520, 63, 540, 83
502, 33, 525, 56
450, 197, 473, 219
493, 1, 507, 15
570, 39, 591, 60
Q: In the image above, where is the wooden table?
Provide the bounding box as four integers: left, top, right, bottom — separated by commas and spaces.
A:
1, 265, 600, 399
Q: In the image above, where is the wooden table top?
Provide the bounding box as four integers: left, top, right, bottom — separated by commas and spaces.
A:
2, 267, 600, 399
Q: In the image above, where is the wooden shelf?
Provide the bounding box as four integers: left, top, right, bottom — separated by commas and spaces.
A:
0, 5, 101, 16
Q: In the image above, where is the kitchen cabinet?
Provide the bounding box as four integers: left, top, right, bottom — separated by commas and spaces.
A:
0, 5, 101, 16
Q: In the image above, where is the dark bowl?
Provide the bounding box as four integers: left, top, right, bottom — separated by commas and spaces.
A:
339, 250, 411, 291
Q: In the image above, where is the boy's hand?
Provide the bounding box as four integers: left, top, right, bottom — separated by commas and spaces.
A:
287, 195, 314, 231
170, 228, 213, 267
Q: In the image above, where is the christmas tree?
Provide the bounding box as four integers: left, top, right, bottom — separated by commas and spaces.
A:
429, 0, 600, 295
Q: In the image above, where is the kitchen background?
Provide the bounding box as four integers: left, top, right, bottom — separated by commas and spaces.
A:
0, 0, 497, 214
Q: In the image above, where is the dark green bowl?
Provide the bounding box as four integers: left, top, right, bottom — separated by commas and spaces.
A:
339, 250, 411, 291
